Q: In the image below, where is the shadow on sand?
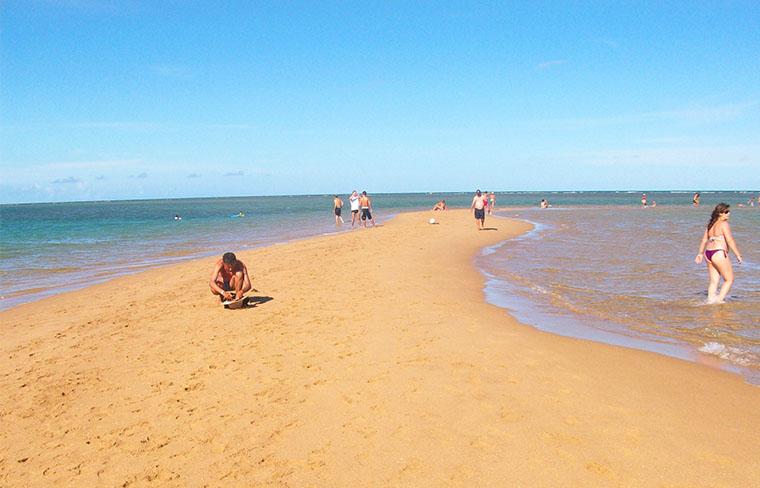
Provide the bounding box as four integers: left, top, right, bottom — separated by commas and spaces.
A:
243, 296, 274, 308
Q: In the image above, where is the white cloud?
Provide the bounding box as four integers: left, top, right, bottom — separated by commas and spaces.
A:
52, 176, 82, 184
526, 100, 760, 129
38, 159, 142, 170
537, 59, 566, 69
148, 63, 188, 77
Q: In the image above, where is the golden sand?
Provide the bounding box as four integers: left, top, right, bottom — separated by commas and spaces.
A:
1, 209, 758, 486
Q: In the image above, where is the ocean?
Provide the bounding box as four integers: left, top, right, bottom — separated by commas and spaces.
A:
2, 191, 758, 382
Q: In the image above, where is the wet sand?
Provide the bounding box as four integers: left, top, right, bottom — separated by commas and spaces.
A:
1, 209, 758, 486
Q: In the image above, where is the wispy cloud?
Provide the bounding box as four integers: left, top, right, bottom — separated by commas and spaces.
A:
224, 171, 245, 177
187, 173, 202, 178
52, 176, 82, 184
577, 143, 760, 168
537, 59, 566, 69
38, 159, 142, 170
62, 121, 256, 131
526, 100, 759, 129
130, 172, 148, 179
148, 63, 188, 78
67, 121, 165, 130
596, 38, 619, 49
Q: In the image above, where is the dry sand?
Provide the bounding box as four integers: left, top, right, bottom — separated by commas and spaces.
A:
1, 209, 759, 487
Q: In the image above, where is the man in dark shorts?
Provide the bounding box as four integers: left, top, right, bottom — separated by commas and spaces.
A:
471, 189, 486, 230
359, 191, 375, 227
333, 195, 344, 225
209, 252, 252, 302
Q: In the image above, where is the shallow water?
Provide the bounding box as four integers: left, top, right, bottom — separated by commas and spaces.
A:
478, 204, 760, 384
2, 191, 758, 382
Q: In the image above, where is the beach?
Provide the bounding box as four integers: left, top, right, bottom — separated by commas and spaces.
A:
2, 209, 759, 486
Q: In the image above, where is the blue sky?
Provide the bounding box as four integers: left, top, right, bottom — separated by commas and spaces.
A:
1, 1, 759, 203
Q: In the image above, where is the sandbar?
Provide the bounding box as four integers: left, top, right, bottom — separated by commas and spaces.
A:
1, 209, 758, 486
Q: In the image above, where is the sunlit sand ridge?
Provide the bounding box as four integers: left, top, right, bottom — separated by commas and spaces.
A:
1, 210, 758, 486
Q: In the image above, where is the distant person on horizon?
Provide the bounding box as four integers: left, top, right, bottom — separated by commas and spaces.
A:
349, 190, 361, 228
471, 190, 487, 229
695, 203, 743, 304
359, 191, 375, 227
693, 192, 700, 207
174, 214, 182, 221
483, 190, 490, 215
333, 195, 344, 225
540, 199, 549, 209
432, 200, 447, 211
209, 252, 252, 302
489, 192, 496, 213
641, 193, 647, 207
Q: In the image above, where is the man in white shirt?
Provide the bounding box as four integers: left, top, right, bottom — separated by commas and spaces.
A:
349, 190, 361, 228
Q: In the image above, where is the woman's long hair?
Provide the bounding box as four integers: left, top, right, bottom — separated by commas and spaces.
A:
707, 203, 730, 233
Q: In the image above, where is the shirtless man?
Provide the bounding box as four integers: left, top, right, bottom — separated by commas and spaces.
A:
489, 192, 496, 213
359, 191, 375, 227
432, 200, 447, 211
471, 189, 487, 229
333, 195, 344, 225
349, 190, 361, 228
209, 252, 252, 302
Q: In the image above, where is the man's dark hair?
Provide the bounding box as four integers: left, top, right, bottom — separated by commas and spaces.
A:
222, 252, 237, 264
362, 191, 367, 196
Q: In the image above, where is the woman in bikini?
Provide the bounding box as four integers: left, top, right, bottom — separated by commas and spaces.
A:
695, 203, 743, 304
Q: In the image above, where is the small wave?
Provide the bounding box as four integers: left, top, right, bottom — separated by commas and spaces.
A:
699, 342, 758, 367
530, 284, 549, 295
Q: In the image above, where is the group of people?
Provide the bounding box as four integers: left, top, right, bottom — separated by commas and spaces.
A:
333, 191, 375, 228
208, 193, 747, 307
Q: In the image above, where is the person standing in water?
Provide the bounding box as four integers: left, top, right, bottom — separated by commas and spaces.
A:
333, 195, 344, 225
471, 189, 486, 229
693, 192, 700, 207
489, 191, 496, 213
359, 191, 375, 227
641, 193, 647, 207
349, 190, 361, 228
695, 203, 743, 304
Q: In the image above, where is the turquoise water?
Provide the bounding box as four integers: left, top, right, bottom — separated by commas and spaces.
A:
479, 201, 760, 383
2, 191, 758, 381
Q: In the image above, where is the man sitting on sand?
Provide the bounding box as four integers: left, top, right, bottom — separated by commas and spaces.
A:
209, 252, 252, 302
432, 200, 447, 211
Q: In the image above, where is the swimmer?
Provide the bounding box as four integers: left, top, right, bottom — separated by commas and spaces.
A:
432, 200, 447, 211
333, 195, 344, 225
641, 193, 647, 207
540, 199, 549, 209
695, 203, 743, 304
693, 192, 700, 207
174, 214, 182, 221
209, 252, 252, 302
471, 189, 487, 229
